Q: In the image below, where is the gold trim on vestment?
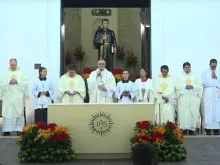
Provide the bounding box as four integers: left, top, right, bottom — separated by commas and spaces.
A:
158, 74, 171, 78
65, 73, 77, 78
8, 67, 20, 71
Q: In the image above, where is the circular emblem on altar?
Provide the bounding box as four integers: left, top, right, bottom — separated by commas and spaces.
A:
89, 111, 114, 137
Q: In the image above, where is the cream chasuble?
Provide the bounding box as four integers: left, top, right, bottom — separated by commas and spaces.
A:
0, 67, 29, 132
87, 68, 116, 103
201, 68, 220, 129
134, 78, 154, 103
57, 74, 86, 103
154, 74, 176, 124
0, 68, 29, 119
175, 72, 202, 130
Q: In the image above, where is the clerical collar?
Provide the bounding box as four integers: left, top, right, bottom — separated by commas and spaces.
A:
122, 80, 129, 83
159, 74, 171, 78
141, 78, 148, 82
39, 77, 46, 81
8, 67, 20, 71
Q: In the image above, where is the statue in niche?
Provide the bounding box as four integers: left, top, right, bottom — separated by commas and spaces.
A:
93, 19, 117, 71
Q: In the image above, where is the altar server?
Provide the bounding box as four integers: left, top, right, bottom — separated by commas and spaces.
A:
135, 68, 154, 103
154, 65, 176, 124
0, 58, 29, 136
201, 59, 220, 135
115, 69, 136, 103
87, 59, 116, 103
32, 67, 54, 124
57, 65, 86, 103
175, 62, 202, 135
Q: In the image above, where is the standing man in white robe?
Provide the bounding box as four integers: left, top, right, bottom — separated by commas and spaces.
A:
201, 59, 220, 135
135, 68, 154, 103
154, 65, 176, 124
87, 59, 116, 103
0, 58, 29, 136
32, 67, 54, 124
175, 62, 202, 135
57, 65, 85, 103
115, 70, 136, 103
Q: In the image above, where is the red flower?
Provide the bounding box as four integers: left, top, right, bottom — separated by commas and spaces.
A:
134, 136, 141, 142
47, 123, 57, 131
167, 121, 177, 129
83, 67, 92, 74
73, 50, 81, 57
35, 122, 47, 129
116, 50, 124, 56
35, 122, 57, 130
141, 135, 150, 142
151, 132, 163, 141
134, 135, 150, 142
21, 132, 25, 137
52, 132, 68, 141
136, 121, 150, 129
112, 68, 122, 75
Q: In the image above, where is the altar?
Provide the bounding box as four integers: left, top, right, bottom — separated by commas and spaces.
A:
48, 103, 155, 159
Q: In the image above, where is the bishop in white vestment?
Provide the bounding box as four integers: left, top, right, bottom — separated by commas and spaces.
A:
135, 68, 154, 103
154, 65, 176, 124
175, 62, 202, 135
57, 65, 86, 103
0, 59, 29, 136
201, 59, 220, 135
32, 67, 54, 124
115, 70, 136, 103
87, 60, 116, 103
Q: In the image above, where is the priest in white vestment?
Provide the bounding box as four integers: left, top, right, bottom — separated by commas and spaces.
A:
32, 67, 54, 124
57, 65, 85, 103
0, 58, 29, 136
115, 70, 136, 103
135, 68, 154, 103
87, 60, 116, 103
154, 65, 176, 124
175, 62, 202, 135
201, 59, 220, 135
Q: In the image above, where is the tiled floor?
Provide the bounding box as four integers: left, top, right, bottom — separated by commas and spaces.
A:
0, 136, 220, 165
1, 118, 220, 165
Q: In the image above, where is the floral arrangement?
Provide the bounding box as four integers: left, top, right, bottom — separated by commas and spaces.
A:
73, 45, 85, 61
64, 50, 74, 65
115, 46, 125, 61
130, 121, 186, 162
17, 122, 75, 163
112, 68, 123, 82
127, 51, 138, 67
82, 67, 93, 80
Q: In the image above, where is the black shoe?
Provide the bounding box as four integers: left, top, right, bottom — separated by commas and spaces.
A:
17, 131, 21, 136
213, 130, 219, 135
205, 129, 211, 135
189, 130, 197, 136
182, 130, 187, 135
2, 132, 10, 136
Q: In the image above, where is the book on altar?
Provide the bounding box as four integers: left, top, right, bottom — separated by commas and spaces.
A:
98, 81, 106, 89
69, 85, 74, 94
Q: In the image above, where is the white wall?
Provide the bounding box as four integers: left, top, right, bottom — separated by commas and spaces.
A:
151, 0, 220, 79
0, 0, 61, 124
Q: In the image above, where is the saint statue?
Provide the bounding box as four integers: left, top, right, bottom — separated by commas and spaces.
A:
93, 19, 117, 71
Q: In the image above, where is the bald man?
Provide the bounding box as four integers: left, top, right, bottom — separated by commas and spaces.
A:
87, 60, 116, 103
0, 59, 29, 136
